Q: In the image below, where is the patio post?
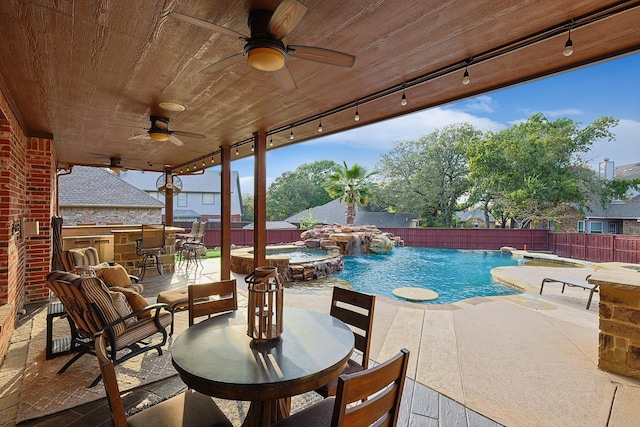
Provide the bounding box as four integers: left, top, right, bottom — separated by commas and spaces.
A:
253, 131, 267, 268
220, 145, 232, 279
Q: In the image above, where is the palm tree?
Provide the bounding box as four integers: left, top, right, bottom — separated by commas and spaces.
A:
325, 162, 377, 225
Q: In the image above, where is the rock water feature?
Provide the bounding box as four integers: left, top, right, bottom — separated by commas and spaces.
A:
299, 224, 403, 255
230, 225, 403, 283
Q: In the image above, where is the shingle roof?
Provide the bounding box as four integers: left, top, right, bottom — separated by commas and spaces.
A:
615, 162, 640, 180
286, 199, 419, 227
584, 200, 640, 219
243, 221, 298, 230
59, 166, 164, 207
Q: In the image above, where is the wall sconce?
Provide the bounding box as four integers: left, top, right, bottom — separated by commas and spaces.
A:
23, 220, 40, 237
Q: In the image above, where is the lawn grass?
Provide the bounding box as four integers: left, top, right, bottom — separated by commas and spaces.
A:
175, 248, 220, 261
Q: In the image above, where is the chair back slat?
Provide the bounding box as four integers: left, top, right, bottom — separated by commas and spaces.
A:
188, 279, 238, 326
330, 287, 375, 369
332, 348, 409, 427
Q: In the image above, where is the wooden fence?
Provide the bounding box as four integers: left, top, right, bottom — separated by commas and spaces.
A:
184, 222, 639, 264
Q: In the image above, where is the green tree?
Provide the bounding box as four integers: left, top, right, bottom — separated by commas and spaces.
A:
266, 160, 338, 220
467, 113, 619, 228
375, 123, 479, 227
241, 193, 254, 222
324, 162, 377, 225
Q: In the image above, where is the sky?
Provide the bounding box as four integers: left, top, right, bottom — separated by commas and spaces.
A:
218, 52, 640, 196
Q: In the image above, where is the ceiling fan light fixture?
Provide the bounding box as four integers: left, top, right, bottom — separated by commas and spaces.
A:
158, 102, 185, 112
247, 47, 286, 72
149, 131, 170, 142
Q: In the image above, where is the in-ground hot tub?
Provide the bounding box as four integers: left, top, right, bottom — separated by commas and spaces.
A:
230, 245, 343, 281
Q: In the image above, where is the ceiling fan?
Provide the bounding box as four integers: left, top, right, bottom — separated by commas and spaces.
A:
170, 0, 356, 91
129, 116, 205, 146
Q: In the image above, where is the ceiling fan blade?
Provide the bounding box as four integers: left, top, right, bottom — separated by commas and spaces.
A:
169, 135, 185, 146
200, 52, 245, 74
169, 12, 248, 40
272, 65, 297, 91
128, 133, 150, 140
288, 45, 356, 67
268, 0, 307, 39
172, 130, 206, 139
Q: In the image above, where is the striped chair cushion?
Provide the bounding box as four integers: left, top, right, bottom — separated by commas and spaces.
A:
62, 247, 101, 271
115, 312, 172, 348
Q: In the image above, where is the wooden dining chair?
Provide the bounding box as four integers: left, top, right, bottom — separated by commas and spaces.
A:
273, 348, 410, 427
316, 286, 376, 397
188, 279, 238, 326
95, 332, 233, 427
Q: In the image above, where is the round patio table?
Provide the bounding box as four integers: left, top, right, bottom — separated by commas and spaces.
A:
171, 307, 355, 427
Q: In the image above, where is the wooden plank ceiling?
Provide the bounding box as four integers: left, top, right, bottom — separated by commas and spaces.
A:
0, 0, 638, 173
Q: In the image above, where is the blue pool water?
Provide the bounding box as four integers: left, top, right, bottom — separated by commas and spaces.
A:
334, 247, 522, 304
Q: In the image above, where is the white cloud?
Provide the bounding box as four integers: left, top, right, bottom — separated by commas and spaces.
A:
543, 108, 584, 117
461, 95, 497, 113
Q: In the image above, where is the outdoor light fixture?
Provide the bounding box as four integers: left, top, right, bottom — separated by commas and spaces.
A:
251, 143, 255, 152
317, 116, 323, 133
563, 27, 574, 56
149, 131, 170, 142
289, 126, 294, 140
236, 148, 239, 155
246, 44, 286, 72
269, 135, 274, 147
400, 86, 407, 106
462, 66, 470, 85
354, 103, 360, 121
211, 156, 215, 163
186, 165, 190, 171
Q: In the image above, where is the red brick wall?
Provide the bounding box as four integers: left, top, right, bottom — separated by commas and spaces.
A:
0, 86, 56, 360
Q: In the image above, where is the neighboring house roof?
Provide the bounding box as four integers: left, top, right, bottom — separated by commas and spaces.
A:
614, 162, 640, 180
456, 208, 496, 222
174, 209, 201, 218
584, 200, 640, 220
243, 221, 298, 230
119, 169, 241, 194
286, 199, 419, 227
59, 166, 164, 207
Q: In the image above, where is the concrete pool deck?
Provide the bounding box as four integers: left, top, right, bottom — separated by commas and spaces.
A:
4, 257, 640, 426
278, 261, 640, 426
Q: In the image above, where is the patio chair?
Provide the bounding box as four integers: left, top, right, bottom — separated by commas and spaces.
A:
61, 246, 143, 292
45, 271, 172, 387
188, 279, 238, 326
272, 348, 410, 427
178, 222, 207, 270
540, 274, 598, 309
136, 223, 166, 280
95, 332, 233, 427
316, 286, 376, 397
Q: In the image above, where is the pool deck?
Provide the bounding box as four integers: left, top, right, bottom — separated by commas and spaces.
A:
4, 256, 640, 426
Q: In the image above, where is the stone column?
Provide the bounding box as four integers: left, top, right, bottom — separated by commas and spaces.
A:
590, 269, 640, 380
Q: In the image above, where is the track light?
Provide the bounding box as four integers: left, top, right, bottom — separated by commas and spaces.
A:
354, 103, 360, 121
317, 116, 323, 133
269, 135, 274, 147
400, 86, 407, 106
563, 26, 573, 56
290, 126, 294, 140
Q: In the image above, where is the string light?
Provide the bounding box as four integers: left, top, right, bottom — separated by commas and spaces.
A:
354, 103, 360, 121
563, 25, 573, 56
400, 85, 407, 106
317, 116, 323, 133
235, 148, 239, 155
462, 64, 470, 85
211, 156, 214, 163
269, 135, 274, 147
180, 168, 183, 174
202, 160, 205, 167
251, 143, 255, 152
186, 165, 190, 171
289, 126, 294, 140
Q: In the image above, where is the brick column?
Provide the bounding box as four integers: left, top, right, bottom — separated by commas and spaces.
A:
591, 269, 640, 380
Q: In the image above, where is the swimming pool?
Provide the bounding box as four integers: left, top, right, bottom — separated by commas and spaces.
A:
334, 247, 522, 304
